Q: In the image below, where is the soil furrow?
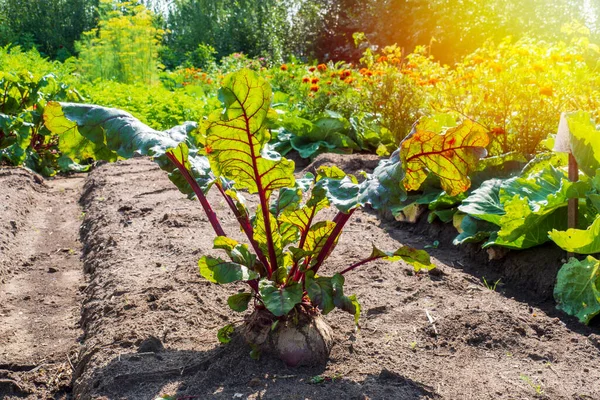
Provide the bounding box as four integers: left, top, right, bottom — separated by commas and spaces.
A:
0, 170, 84, 399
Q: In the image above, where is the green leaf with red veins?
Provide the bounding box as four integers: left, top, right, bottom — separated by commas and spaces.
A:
253, 206, 287, 267
302, 221, 337, 263
401, 118, 489, 196
278, 198, 329, 236
204, 69, 295, 198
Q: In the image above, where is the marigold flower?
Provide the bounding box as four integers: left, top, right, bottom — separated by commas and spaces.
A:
311, 77, 319, 84
344, 77, 354, 84
308, 66, 316, 72
490, 127, 505, 135
310, 84, 319, 92
428, 78, 440, 85
302, 76, 310, 83
326, 80, 332, 85
376, 56, 388, 63
539, 86, 553, 96
280, 64, 288, 71
317, 64, 327, 72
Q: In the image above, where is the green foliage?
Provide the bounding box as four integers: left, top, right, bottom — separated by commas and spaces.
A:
76, 0, 163, 85
163, 0, 294, 68
455, 165, 589, 249
0, 0, 97, 59
0, 66, 84, 175
79, 80, 213, 130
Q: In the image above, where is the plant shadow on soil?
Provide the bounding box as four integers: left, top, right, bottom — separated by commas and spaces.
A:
83, 337, 438, 399
306, 153, 599, 338
378, 219, 600, 337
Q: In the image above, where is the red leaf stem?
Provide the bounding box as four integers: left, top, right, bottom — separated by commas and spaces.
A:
166, 152, 227, 238
310, 209, 356, 275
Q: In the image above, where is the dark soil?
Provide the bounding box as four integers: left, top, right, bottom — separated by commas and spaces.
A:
1, 154, 599, 399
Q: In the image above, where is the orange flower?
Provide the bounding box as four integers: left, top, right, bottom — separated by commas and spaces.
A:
302, 76, 310, 83
359, 68, 374, 77
311, 77, 319, 84
490, 127, 505, 135
344, 77, 354, 84
471, 55, 485, 65
427, 78, 440, 86
310, 84, 319, 92
539, 86, 553, 96
326, 80, 332, 85
376, 56, 388, 63
317, 63, 327, 72
280, 64, 288, 71
309, 66, 316, 72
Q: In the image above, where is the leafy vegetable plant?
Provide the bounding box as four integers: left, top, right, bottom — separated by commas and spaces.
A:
0, 71, 84, 175
44, 69, 434, 366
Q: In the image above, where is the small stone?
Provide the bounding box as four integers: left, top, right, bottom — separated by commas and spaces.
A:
584, 368, 590, 373
47, 267, 58, 273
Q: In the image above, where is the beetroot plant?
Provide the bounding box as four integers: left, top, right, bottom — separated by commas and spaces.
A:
44, 69, 434, 366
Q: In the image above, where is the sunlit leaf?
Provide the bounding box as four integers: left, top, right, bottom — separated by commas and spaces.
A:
549, 215, 600, 254
199, 256, 259, 284
401, 118, 489, 196
204, 69, 295, 198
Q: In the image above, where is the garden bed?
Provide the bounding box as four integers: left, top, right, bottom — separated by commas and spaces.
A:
1, 156, 599, 399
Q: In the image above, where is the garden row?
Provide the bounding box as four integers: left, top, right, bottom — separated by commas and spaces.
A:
2, 36, 600, 325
